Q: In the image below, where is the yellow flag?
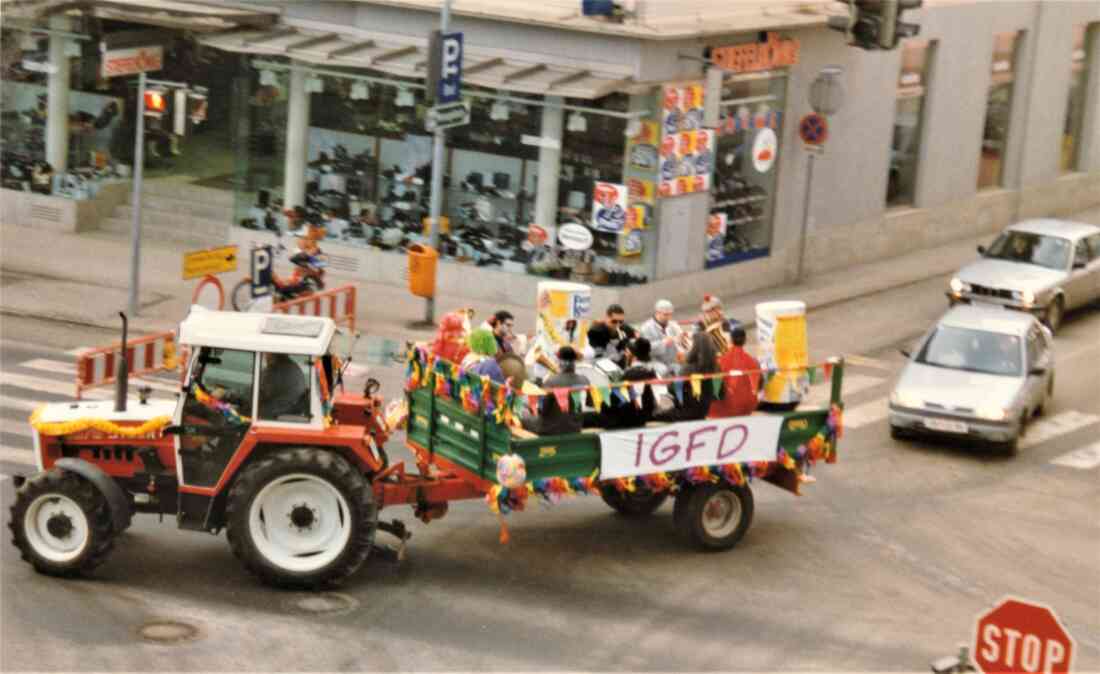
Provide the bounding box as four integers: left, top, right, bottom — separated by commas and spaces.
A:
690, 374, 703, 398
590, 385, 603, 410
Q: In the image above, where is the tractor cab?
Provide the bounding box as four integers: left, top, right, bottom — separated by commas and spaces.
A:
175, 309, 342, 489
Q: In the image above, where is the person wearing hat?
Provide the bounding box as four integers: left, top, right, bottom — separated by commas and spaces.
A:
709, 324, 761, 418
462, 328, 506, 385
698, 293, 733, 355
521, 346, 590, 435
640, 299, 688, 374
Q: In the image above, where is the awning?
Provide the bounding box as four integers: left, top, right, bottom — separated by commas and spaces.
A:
0, 0, 279, 33
200, 20, 637, 100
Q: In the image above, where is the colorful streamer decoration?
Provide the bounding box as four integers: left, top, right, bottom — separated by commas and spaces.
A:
29, 406, 172, 438
194, 383, 251, 425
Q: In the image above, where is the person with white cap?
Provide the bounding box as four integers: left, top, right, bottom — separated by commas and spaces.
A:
640, 299, 688, 374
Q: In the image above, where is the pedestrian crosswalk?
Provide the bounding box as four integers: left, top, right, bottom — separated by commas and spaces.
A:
1, 349, 180, 474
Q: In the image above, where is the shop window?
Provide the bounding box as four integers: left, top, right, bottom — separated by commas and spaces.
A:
1062, 23, 1096, 173
888, 40, 935, 207
705, 72, 786, 268
978, 32, 1020, 190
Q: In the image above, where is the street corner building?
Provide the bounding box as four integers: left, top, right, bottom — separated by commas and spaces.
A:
2, 0, 1099, 313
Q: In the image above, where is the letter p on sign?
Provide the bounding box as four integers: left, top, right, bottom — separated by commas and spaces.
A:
974, 597, 1075, 673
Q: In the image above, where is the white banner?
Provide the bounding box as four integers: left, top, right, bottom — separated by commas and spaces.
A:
599, 415, 784, 479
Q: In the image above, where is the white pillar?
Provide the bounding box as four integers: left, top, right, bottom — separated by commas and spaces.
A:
46, 17, 71, 172
284, 64, 310, 209
534, 96, 564, 230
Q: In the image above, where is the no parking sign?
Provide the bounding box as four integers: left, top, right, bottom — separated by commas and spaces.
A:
799, 112, 828, 148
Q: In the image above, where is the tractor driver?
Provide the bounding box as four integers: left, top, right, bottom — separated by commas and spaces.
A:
259, 352, 309, 420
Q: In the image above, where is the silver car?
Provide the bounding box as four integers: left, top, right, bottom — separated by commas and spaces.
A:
889, 305, 1054, 454
946, 219, 1100, 333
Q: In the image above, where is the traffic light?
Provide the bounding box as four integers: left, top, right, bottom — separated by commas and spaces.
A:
828, 0, 922, 51
143, 88, 166, 118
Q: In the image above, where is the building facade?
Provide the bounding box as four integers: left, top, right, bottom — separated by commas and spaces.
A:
5, 1, 1099, 315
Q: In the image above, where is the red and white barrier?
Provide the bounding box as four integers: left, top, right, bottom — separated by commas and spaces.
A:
75, 331, 178, 399
272, 284, 358, 331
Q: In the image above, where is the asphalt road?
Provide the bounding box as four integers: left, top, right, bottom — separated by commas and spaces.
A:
1, 285, 1098, 672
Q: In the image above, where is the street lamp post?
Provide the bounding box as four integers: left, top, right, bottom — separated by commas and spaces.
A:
425, 0, 453, 326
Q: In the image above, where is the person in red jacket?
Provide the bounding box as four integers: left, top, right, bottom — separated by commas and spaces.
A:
709, 324, 761, 418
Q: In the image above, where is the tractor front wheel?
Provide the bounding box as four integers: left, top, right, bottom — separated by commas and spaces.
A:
226, 448, 377, 589
8, 470, 117, 577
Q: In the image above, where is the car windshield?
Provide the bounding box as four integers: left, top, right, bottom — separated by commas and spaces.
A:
916, 325, 1022, 376
985, 230, 1070, 270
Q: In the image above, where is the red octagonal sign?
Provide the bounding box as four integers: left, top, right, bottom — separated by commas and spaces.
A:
974, 597, 1075, 674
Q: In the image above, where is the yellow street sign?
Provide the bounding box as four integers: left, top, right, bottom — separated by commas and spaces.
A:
183, 245, 239, 280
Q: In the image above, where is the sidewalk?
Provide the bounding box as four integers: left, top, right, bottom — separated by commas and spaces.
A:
3, 206, 1098, 350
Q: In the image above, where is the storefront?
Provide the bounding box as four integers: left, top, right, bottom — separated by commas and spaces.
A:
200, 18, 808, 300
1, 2, 277, 229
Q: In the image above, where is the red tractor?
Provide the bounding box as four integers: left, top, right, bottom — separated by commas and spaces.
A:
10, 308, 412, 588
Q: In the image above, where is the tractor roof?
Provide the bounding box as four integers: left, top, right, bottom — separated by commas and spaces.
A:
179, 308, 336, 356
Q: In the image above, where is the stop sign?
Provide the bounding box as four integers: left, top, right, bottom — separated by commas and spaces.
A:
974, 597, 1076, 673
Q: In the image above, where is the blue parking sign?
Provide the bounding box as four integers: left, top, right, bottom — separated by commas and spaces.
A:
438, 32, 463, 104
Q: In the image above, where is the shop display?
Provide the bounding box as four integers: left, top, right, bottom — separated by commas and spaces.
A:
658, 83, 715, 198
704, 79, 785, 269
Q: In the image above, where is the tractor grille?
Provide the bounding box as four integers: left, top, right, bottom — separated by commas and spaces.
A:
969, 283, 1014, 300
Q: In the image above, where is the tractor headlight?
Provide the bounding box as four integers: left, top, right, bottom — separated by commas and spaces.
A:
975, 406, 1007, 421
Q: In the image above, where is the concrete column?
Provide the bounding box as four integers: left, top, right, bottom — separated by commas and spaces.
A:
284, 63, 310, 209
1078, 23, 1100, 173
534, 95, 564, 231
46, 17, 71, 172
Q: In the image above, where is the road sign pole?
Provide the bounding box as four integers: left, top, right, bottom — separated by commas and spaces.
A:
795, 151, 815, 284
425, 0, 452, 326
128, 70, 147, 318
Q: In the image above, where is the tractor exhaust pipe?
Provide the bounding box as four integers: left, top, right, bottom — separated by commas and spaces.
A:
114, 311, 129, 412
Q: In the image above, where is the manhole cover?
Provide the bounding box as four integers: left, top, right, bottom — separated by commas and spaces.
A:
285, 592, 359, 616
137, 620, 200, 644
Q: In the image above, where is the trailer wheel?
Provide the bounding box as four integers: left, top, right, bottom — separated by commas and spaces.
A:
8, 470, 117, 577
599, 485, 668, 517
226, 448, 377, 589
673, 483, 754, 551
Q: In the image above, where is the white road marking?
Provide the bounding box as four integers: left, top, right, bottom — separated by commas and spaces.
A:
1020, 410, 1100, 450
844, 354, 895, 371
0, 446, 34, 467
805, 373, 885, 405
842, 397, 890, 429
0, 372, 111, 399
0, 395, 41, 412
1050, 442, 1100, 470
19, 358, 76, 376
0, 420, 34, 439
65, 347, 90, 356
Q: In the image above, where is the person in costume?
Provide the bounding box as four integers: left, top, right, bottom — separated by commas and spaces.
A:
640, 299, 688, 374
430, 312, 470, 365
462, 328, 506, 384
709, 324, 761, 418
521, 346, 590, 435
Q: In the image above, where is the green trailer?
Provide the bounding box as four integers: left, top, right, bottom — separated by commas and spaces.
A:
401, 352, 845, 550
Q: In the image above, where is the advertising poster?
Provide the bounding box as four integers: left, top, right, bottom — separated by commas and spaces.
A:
618, 205, 647, 257
659, 82, 715, 198
592, 182, 628, 233
705, 212, 727, 265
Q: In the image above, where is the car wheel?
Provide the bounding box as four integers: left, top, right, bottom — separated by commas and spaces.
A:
1043, 297, 1064, 334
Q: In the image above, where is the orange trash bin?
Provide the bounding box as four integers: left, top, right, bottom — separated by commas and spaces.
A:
408, 244, 438, 298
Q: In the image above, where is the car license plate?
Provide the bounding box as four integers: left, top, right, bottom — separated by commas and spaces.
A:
924, 418, 968, 434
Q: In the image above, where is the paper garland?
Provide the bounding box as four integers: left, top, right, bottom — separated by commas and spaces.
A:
29, 406, 173, 438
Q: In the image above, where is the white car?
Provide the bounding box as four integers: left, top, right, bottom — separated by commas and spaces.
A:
946, 219, 1100, 334
889, 305, 1054, 454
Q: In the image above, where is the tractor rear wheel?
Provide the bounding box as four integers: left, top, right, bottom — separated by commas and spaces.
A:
599, 485, 668, 517
226, 448, 377, 589
673, 483, 754, 551
8, 469, 117, 577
